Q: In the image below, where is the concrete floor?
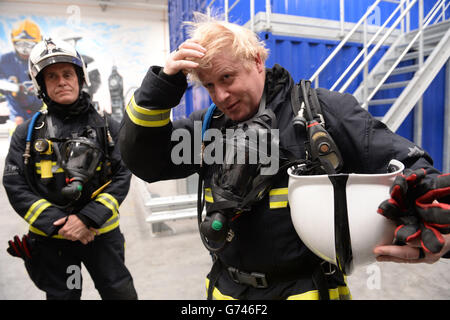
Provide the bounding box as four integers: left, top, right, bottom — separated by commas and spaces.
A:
0, 135, 449, 300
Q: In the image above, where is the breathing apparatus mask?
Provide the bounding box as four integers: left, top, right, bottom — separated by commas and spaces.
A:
25, 108, 105, 205
60, 135, 104, 201
198, 98, 280, 253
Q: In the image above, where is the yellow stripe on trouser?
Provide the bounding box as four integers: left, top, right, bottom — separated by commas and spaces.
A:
126, 94, 171, 127
286, 285, 351, 300
269, 188, 288, 209
205, 277, 352, 300
205, 278, 237, 300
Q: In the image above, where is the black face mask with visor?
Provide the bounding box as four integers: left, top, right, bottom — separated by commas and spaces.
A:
60, 135, 104, 201
199, 104, 279, 253
23, 109, 114, 209
197, 80, 344, 254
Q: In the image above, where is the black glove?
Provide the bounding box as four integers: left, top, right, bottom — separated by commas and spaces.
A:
378, 169, 450, 254
6, 234, 34, 262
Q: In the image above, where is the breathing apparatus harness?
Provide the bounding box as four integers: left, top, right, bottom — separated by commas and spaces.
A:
290, 80, 343, 176
197, 80, 344, 255
23, 107, 115, 210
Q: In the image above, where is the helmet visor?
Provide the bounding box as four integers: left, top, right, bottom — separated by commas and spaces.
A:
30, 55, 83, 78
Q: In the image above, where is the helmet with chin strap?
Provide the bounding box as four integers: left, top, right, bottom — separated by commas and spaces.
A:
28, 37, 90, 100
287, 159, 405, 275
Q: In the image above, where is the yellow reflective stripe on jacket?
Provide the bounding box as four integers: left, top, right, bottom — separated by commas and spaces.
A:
98, 211, 119, 234
95, 193, 119, 216
29, 225, 65, 239
24, 199, 52, 225
204, 188, 213, 203
126, 94, 171, 127
29, 215, 119, 238
35, 162, 102, 173
95, 193, 120, 234
35, 161, 64, 174
269, 188, 288, 209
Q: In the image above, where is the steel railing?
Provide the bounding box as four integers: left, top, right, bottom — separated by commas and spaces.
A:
362, 0, 448, 108
308, 0, 448, 107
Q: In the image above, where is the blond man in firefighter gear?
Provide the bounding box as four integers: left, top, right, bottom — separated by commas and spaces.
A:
119, 14, 450, 299
3, 38, 137, 300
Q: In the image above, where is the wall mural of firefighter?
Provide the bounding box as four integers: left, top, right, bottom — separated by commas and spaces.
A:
0, 13, 158, 131
0, 19, 43, 126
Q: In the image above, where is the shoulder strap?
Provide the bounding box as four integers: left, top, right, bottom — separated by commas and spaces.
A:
290, 80, 324, 125
290, 80, 344, 174
45, 113, 63, 167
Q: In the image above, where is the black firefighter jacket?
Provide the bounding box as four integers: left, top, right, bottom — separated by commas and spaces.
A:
119, 64, 439, 276
3, 96, 131, 238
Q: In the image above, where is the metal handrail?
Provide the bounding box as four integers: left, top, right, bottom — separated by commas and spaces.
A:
309, 0, 385, 87
338, 0, 418, 93
309, 0, 447, 91
330, 3, 403, 91
361, 0, 446, 108
311, 0, 447, 105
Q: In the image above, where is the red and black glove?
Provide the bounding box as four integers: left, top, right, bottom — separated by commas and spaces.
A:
6, 234, 34, 262
415, 173, 450, 253
378, 169, 450, 254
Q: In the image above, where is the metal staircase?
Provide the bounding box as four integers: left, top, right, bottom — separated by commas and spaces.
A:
353, 21, 449, 106
311, 0, 450, 136
373, 20, 450, 132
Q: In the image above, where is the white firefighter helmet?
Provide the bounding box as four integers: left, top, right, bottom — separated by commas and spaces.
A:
287, 159, 404, 275
28, 37, 90, 97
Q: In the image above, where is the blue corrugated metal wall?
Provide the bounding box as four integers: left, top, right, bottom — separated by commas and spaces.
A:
421, 65, 446, 170
168, 0, 447, 170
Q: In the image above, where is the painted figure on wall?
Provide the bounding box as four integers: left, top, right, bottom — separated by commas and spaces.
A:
0, 19, 43, 126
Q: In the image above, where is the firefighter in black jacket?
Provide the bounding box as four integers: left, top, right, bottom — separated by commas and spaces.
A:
3, 38, 137, 300
119, 14, 450, 299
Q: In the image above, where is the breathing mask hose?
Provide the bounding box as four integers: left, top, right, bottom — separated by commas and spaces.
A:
23, 111, 45, 199
23, 111, 43, 165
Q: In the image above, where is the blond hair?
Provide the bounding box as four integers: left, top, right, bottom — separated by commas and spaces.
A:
185, 12, 269, 83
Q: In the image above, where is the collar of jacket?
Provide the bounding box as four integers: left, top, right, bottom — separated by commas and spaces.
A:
45, 91, 92, 119
264, 64, 294, 111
